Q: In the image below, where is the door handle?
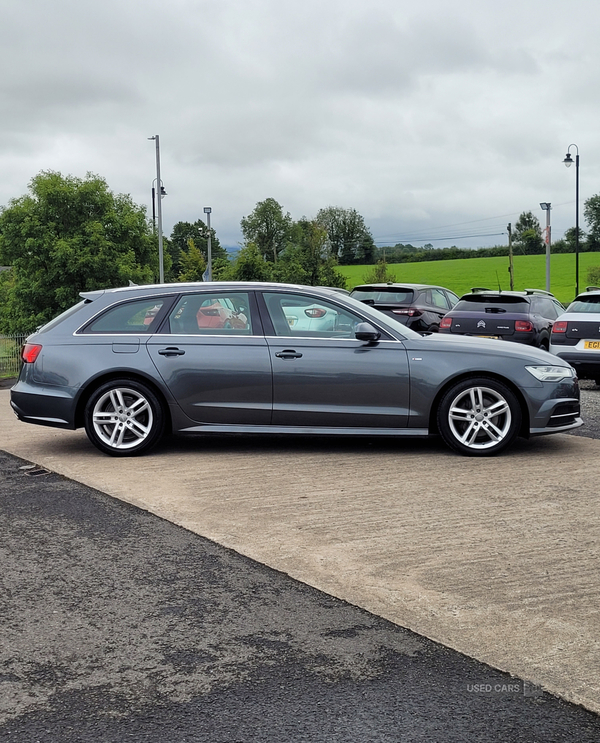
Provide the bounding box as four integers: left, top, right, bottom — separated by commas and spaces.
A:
158, 347, 185, 357
275, 350, 303, 359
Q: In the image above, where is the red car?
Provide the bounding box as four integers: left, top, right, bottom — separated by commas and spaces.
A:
196, 298, 248, 329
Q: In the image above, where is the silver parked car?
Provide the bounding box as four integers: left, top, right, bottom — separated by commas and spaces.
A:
11, 282, 582, 457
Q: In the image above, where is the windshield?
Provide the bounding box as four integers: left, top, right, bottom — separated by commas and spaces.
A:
453, 296, 529, 312
351, 287, 416, 304
567, 296, 600, 313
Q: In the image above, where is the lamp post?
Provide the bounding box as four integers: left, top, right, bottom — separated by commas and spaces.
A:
148, 135, 165, 283
540, 202, 551, 292
563, 144, 580, 296
203, 207, 212, 282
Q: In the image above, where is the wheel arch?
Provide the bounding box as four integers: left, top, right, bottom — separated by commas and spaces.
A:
427, 371, 530, 438
74, 371, 172, 432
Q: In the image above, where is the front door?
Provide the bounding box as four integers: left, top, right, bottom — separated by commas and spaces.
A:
261, 291, 410, 429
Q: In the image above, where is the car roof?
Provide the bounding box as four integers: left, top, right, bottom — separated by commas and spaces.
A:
573, 287, 600, 300
80, 282, 345, 302
457, 288, 556, 301
351, 283, 448, 290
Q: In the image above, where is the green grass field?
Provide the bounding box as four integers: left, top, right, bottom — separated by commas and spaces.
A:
339, 253, 600, 306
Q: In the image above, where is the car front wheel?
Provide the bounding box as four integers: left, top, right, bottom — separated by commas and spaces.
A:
84, 379, 165, 456
437, 377, 522, 456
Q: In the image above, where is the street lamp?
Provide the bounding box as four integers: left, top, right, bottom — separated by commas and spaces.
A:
540, 202, 551, 292
148, 135, 165, 283
203, 207, 212, 282
563, 144, 580, 296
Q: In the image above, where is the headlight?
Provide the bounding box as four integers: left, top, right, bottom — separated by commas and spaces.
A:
525, 365, 575, 382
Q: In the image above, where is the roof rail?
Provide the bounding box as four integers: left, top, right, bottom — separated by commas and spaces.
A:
471, 287, 492, 293
585, 286, 600, 292
524, 288, 554, 296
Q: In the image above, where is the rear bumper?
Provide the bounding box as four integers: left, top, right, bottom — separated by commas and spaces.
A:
10, 382, 78, 429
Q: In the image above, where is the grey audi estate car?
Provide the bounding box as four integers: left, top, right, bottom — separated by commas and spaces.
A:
10, 282, 582, 457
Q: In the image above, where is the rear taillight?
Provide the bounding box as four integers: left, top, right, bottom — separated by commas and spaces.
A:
552, 321, 567, 334
392, 308, 421, 317
22, 343, 42, 363
515, 320, 533, 332
440, 317, 452, 329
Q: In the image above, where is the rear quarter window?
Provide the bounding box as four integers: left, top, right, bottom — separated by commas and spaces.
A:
83, 298, 166, 333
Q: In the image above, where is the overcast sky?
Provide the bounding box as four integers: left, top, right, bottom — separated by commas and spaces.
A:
1, 0, 598, 250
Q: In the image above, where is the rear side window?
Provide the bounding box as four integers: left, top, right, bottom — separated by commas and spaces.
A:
168, 292, 252, 334
531, 297, 562, 319
83, 298, 166, 333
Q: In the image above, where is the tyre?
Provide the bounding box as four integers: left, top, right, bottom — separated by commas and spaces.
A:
84, 379, 166, 456
437, 377, 522, 456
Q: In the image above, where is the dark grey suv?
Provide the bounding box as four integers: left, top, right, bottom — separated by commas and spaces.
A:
439, 289, 564, 350
11, 282, 581, 457
350, 283, 460, 333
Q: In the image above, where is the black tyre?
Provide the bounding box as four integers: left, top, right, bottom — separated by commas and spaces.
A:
437, 377, 522, 456
84, 379, 165, 457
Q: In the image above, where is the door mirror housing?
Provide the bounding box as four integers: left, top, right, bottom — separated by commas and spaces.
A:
354, 322, 381, 342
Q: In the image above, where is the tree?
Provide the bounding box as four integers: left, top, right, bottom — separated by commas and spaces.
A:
240, 198, 293, 263
228, 243, 273, 281
169, 219, 226, 280
0, 171, 155, 333
178, 238, 206, 282
584, 195, 600, 252
586, 265, 600, 287
362, 259, 397, 284
269, 219, 347, 288
513, 211, 544, 255
315, 206, 375, 265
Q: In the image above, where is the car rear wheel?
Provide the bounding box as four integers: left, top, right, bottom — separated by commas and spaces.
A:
84, 379, 165, 456
437, 377, 521, 456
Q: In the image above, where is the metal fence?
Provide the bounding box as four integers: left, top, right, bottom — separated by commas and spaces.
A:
0, 334, 28, 378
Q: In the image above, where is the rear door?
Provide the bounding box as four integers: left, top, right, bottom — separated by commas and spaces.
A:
147, 290, 272, 425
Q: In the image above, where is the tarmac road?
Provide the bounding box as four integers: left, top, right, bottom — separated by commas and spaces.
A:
2, 449, 600, 743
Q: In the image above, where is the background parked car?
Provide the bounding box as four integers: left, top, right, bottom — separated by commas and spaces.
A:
550, 286, 600, 384
349, 283, 460, 333
439, 288, 564, 350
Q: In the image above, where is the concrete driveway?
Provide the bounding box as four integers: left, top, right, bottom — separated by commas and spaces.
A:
1, 388, 599, 714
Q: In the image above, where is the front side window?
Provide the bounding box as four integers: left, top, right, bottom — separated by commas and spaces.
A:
168, 292, 252, 334
263, 292, 365, 338
84, 298, 166, 333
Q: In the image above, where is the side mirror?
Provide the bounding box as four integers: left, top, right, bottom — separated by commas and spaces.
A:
354, 322, 381, 342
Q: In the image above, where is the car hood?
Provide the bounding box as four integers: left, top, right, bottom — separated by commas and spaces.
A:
407, 332, 569, 366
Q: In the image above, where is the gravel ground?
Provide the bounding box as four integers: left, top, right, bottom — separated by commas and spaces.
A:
571, 380, 600, 439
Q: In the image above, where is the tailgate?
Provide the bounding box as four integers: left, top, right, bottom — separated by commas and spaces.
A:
448, 314, 516, 337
